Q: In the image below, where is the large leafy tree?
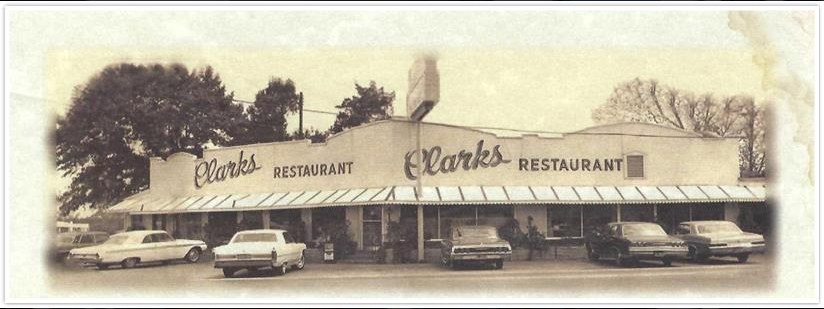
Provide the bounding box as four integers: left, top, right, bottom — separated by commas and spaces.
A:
231, 78, 302, 145
330, 81, 395, 134
56, 63, 244, 214
592, 78, 766, 177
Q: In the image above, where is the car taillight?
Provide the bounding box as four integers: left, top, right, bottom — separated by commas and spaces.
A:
272, 249, 278, 261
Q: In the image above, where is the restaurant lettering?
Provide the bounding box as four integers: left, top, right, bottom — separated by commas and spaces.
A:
194, 150, 261, 189
404, 140, 511, 181
518, 158, 623, 172
274, 162, 354, 179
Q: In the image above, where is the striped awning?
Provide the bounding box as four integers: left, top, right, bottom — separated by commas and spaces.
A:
107, 184, 767, 214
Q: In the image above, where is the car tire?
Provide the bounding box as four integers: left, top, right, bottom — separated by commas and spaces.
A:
223, 268, 237, 278
275, 263, 288, 276
294, 252, 305, 270
662, 258, 673, 267
121, 258, 139, 269
736, 254, 750, 263
96, 263, 109, 270
494, 259, 504, 270
611, 247, 626, 267
586, 245, 599, 261
184, 248, 201, 263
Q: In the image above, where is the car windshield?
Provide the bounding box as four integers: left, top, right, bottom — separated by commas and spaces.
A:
621, 224, 667, 237
456, 227, 498, 238
103, 235, 131, 245
232, 233, 277, 243
697, 222, 742, 234
56, 234, 76, 244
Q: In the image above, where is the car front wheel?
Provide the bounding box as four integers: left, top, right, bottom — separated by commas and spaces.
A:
586, 245, 599, 261
184, 248, 201, 263
736, 254, 750, 263
662, 258, 673, 267
493, 259, 504, 270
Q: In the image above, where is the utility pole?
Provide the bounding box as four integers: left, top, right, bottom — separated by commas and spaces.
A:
298, 92, 304, 139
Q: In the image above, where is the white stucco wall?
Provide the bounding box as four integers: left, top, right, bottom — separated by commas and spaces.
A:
145, 120, 741, 199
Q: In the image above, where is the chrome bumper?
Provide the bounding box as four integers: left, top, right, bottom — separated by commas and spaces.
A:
214, 259, 271, 268
628, 246, 689, 259
451, 252, 511, 261
708, 243, 766, 255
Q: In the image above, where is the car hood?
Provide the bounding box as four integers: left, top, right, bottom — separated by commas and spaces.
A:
213, 242, 276, 254
450, 237, 510, 247
699, 232, 764, 243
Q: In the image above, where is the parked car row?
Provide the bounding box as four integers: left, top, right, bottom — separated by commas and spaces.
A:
66, 229, 307, 278
585, 220, 766, 267
63, 220, 765, 277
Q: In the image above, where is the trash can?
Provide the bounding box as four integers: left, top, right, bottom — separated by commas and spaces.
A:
323, 242, 335, 263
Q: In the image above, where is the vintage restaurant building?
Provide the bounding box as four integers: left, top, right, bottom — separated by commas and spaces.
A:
108, 118, 768, 261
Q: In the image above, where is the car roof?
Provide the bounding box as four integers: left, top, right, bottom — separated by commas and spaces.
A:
236, 229, 285, 234
608, 222, 659, 226
681, 220, 734, 225
114, 230, 168, 237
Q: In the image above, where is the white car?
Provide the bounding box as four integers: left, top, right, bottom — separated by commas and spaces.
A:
68, 230, 207, 270
213, 229, 307, 278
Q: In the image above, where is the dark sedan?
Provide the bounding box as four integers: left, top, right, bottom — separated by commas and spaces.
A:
586, 222, 688, 267
441, 226, 512, 269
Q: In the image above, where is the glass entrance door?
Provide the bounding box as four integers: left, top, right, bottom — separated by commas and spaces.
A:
362, 206, 382, 249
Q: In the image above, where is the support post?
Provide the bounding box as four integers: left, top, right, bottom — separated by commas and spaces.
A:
262, 210, 270, 229
616, 205, 622, 222
301, 208, 313, 242
417, 204, 424, 262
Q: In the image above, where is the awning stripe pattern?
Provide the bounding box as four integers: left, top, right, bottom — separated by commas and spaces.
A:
107, 184, 767, 214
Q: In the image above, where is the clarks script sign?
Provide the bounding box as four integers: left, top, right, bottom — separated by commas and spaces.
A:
194, 150, 261, 189
404, 140, 510, 181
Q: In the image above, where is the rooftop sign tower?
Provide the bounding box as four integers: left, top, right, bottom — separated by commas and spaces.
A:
405, 55, 440, 121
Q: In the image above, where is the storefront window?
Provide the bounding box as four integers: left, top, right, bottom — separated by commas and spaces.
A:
206, 212, 238, 245
240, 211, 263, 230
423, 206, 439, 240
477, 205, 513, 230
582, 205, 616, 236
620, 205, 655, 222
547, 205, 583, 238
270, 209, 303, 242
311, 207, 346, 246
362, 206, 382, 248
439, 206, 476, 239
656, 205, 691, 234
130, 215, 145, 230
691, 204, 725, 221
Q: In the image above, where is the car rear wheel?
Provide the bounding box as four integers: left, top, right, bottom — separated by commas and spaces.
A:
184, 248, 201, 263
275, 263, 288, 276
222, 267, 238, 278
293, 252, 305, 270
662, 258, 673, 267
736, 254, 750, 263
96, 263, 109, 270
121, 258, 139, 269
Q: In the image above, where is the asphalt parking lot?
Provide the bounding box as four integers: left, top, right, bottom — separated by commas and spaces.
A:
47, 254, 774, 300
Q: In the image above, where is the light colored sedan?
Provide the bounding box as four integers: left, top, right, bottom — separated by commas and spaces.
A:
69, 230, 207, 269
213, 229, 307, 278
673, 220, 766, 263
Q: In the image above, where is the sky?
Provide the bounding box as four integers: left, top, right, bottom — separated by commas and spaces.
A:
11, 9, 769, 134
